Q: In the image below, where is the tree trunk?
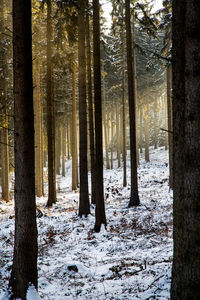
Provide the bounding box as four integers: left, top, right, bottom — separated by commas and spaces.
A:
125, 0, 140, 206
0, 0, 9, 202
62, 125, 66, 177
34, 60, 43, 198
9, 0, 38, 297
139, 105, 143, 153
93, 0, 107, 232
153, 98, 158, 149
171, 1, 200, 299
71, 58, 78, 190
86, 0, 96, 204
102, 64, 110, 169
116, 102, 120, 168
144, 102, 150, 162
46, 0, 56, 207
121, 25, 127, 187
167, 65, 173, 189
78, 0, 90, 217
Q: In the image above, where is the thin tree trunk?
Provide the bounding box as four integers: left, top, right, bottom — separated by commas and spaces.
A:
0, 0, 9, 202
110, 104, 113, 169
139, 105, 143, 153
46, 0, 56, 207
125, 0, 140, 206
116, 102, 120, 168
71, 58, 78, 190
144, 102, 150, 162
102, 64, 110, 169
86, 0, 96, 204
9, 0, 38, 297
93, 0, 107, 232
78, 0, 90, 217
167, 65, 173, 189
121, 26, 127, 186
34, 60, 43, 197
154, 98, 158, 149
62, 125, 66, 177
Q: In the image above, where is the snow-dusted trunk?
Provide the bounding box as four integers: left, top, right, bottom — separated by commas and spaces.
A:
171, 1, 200, 298
9, 0, 38, 297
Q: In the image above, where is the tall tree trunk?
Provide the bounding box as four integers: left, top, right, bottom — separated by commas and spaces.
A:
121, 25, 127, 187
46, 0, 56, 207
102, 64, 110, 169
0, 0, 9, 202
132, 11, 139, 166
34, 60, 43, 197
167, 65, 173, 189
93, 0, 107, 232
110, 104, 113, 169
153, 98, 158, 149
116, 102, 120, 168
86, 0, 96, 204
139, 105, 143, 153
62, 125, 66, 177
144, 102, 150, 162
125, 0, 140, 206
56, 125, 61, 175
67, 117, 71, 160
71, 58, 78, 190
171, 1, 200, 299
9, 0, 38, 297
78, 0, 90, 217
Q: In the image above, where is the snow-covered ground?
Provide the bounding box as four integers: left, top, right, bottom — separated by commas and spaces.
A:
0, 147, 173, 299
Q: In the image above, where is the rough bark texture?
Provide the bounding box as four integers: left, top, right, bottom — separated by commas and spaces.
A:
125, 0, 140, 206
171, 1, 200, 299
46, 0, 56, 207
93, 0, 107, 232
9, 0, 38, 297
78, 0, 90, 217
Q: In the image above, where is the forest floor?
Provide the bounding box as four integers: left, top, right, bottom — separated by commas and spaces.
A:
0, 147, 173, 299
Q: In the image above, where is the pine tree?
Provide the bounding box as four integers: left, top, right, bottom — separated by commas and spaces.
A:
9, 0, 38, 297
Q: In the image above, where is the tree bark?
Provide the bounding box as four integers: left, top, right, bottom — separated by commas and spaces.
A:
71, 58, 78, 190
125, 0, 140, 206
78, 0, 90, 217
167, 65, 173, 189
46, 0, 56, 207
93, 0, 107, 232
9, 0, 38, 297
171, 1, 200, 299
86, 0, 96, 204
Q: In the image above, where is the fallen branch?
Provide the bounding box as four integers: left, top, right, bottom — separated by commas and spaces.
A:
160, 127, 173, 134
